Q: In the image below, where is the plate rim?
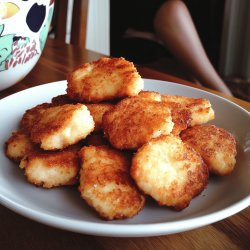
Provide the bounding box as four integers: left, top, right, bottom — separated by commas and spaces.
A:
1, 190, 249, 237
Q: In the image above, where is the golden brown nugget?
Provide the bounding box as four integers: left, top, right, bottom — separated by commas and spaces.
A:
85, 103, 114, 132
181, 125, 237, 176
30, 103, 94, 150
161, 94, 215, 126
5, 130, 37, 163
67, 57, 144, 103
52, 96, 114, 132
20, 103, 52, 132
103, 98, 174, 150
78, 145, 145, 220
137, 91, 162, 101
170, 107, 192, 135
131, 135, 208, 210
20, 145, 80, 188
136, 92, 192, 135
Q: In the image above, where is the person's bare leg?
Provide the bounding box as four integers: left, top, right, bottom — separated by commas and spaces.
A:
154, 0, 232, 96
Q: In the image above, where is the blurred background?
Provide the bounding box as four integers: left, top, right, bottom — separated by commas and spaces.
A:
50, 0, 250, 101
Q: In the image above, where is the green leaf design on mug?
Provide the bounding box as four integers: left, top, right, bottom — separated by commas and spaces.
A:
0, 24, 15, 71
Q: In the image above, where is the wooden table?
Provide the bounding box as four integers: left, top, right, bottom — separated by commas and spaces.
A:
0, 39, 249, 249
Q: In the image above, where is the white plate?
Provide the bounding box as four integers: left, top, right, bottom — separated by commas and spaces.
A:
0, 79, 249, 237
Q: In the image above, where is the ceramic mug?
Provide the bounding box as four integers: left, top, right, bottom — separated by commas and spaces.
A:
0, 0, 54, 91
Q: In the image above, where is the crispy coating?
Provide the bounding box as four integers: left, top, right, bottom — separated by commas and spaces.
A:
138, 91, 162, 101
103, 97, 174, 150
85, 103, 114, 132
20, 145, 80, 188
78, 145, 145, 220
20, 103, 52, 132
30, 103, 94, 150
170, 107, 192, 135
52, 95, 114, 132
131, 135, 208, 210
66, 57, 144, 103
181, 125, 237, 176
5, 130, 37, 163
136, 92, 193, 135
161, 94, 215, 126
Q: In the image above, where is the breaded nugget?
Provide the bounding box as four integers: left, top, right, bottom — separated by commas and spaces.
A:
103, 98, 174, 150
138, 91, 162, 101
30, 103, 94, 150
20, 103, 52, 132
5, 130, 37, 163
131, 135, 208, 210
52, 96, 114, 132
136, 92, 192, 135
181, 125, 237, 176
151, 99, 191, 135
171, 107, 192, 135
161, 94, 215, 126
67, 57, 144, 103
85, 103, 114, 132
79, 145, 145, 220
161, 94, 207, 106
20, 145, 80, 188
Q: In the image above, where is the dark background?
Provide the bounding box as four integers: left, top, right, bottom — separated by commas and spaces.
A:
110, 0, 225, 71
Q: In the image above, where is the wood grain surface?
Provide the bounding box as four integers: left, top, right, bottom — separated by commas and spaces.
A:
0, 39, 249, 250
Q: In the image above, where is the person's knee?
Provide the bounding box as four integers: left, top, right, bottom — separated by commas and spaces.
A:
163, 0, 187, 12
154, 0, 188, 30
